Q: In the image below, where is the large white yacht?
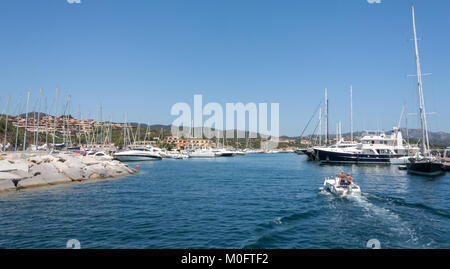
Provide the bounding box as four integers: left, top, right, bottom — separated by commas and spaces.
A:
314, 128, 419, 164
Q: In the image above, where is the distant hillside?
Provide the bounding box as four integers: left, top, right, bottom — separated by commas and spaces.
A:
4, 113, 450, 146
397, 128, 450, 147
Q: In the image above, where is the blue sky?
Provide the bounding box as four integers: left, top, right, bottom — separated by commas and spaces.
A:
0, 0, 449, 136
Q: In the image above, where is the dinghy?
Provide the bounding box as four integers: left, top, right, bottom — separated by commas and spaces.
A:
323, 176, 361, 196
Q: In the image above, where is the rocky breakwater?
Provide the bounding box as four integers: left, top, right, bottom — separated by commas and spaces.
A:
0, 152, 138, 193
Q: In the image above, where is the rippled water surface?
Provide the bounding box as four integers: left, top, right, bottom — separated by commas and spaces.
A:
1, 154, 449, 249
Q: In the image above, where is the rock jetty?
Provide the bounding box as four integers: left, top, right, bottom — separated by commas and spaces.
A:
0, 152, 138, 193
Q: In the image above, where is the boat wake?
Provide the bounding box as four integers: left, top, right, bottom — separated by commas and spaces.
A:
345, 194, 420, 246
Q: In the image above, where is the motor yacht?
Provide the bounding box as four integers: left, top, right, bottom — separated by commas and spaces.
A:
187, 148, 216, 158
114, 147, 162, 161
314, 129, 419, 164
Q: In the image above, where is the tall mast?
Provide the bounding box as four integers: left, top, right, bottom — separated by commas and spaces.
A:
405, 103, 409, 144
53, 88, 58, 148
336, 123, 338, 143
14, 96, 23, 150
411, 6, 430, 155
123, 113, 126, 148
318, 107, 322, 146
3, 96, 10, 151
23, 92, 30, 151
325, 88, 329, 145
339, 121, 342, 142
45, 97, 49, 146
350, 85, 353, 142
35, 88, 42, 147
78, 105, 82, 146
68, 95, 72, 147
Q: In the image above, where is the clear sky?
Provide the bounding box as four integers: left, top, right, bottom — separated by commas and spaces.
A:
0, 0, 449, 136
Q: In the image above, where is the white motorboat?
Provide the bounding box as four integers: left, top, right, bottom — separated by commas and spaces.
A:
188, 148, 216, 158
213, 148, 235, 157
231, 149, 246, 155
323, 176, 361, 196
390, 156, 411, 165
87, 151, 114, 160
144, 145, 167, 158
114, 147, 162, 161
166, 150, 189, 159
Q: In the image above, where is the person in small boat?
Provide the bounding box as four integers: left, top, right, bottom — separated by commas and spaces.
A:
346, 173, 353, 186
339, 172, 346, 185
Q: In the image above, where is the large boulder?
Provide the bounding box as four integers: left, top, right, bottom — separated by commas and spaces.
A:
18, 163, 71, 188
83, 163, 108, 179
0, 172, 22, 180
51, 159, 69, 173
80, 156, 99, 166
29, 163, 58, 176
63, 167, 86, 181
66, 157, 86, 169
29, 163, 71, 185
0, 179, 16, 192
0, 159, 29, 173
16, 177, 47, 188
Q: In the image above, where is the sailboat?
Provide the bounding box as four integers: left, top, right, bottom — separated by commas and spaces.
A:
406, 6, 444, 176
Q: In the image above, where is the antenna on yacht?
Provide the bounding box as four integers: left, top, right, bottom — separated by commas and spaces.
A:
411, 5, 430, 156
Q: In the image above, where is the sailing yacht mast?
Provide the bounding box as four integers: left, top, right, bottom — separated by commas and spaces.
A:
318, 107, 322, 145
325, 89, 328, 145
3, 96, 10, 151
53, 88, 58, 148
14, 96, 23, 150
411, 5, 430, 156
23, 92, 30, 151
350, 85, 353, 142
35, 89, 42, 148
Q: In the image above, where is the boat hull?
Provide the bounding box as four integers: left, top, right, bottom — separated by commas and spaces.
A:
315, 149, 405, 164
303, 148, 317, 161
215, 152, 235, 157
114, 155, 162, 161
406, 159, 444, 176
